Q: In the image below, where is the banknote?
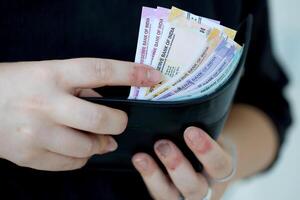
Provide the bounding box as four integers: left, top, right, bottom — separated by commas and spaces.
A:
141, 7, 238, 100
145, 7, 170, 66
169, 7, 236, 39
136, 6, 220, 99
131, 7, 170, 100
171, 46, 243, 101
137, 13, 215, 99
152, 38, 236, 100
144, 28, 224, 100
128, 7, 156, 99
128, 6, 243, 101
178, 43, 242, 97
137, 21, 209, 99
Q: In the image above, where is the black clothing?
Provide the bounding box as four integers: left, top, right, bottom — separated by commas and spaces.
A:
0, 0, 292, 199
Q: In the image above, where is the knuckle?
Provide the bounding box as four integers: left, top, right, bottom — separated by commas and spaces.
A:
93, 59, 113, 83
23, 94, 48, 112
17, 125, 38, 145
54, 59, 76, 87
33, 65, 54, 80
179, 176, 208, 198
212, 153, 231, 175
181, 178, 206, 197
31, 64, 57, 86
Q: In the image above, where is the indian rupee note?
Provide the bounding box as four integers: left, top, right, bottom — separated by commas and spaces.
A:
153, 38, 235, 100
128, 7, 156, 99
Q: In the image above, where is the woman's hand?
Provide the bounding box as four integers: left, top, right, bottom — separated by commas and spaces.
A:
132, 127, 235, 200
0, 58, 161, 171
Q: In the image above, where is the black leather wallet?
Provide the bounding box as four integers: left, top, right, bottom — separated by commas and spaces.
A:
83, 15, 253, 172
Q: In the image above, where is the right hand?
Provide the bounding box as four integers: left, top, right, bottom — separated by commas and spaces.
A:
0, 58, 161, 171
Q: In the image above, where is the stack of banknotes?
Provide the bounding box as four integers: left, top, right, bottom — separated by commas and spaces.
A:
128, 6, 243, 101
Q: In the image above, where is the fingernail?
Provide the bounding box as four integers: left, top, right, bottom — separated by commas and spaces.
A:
187, 128, 203, 145
155, 141, 172, 158
106, 137, 118, 152
186, 128, 211, 154
134, 157, 148, 171
147, 69, 162, 83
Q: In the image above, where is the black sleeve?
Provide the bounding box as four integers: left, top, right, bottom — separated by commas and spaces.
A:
234, 0, 292, 169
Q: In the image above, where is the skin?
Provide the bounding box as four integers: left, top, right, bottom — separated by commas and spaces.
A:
0, 59, 278, 199
132, 104, 278, 200
0, 58, 162, 171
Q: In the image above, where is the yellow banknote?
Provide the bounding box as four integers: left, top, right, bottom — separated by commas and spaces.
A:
169, 7, 236, 39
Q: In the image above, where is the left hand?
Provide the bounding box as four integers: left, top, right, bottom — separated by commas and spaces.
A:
132, 126, 235, 200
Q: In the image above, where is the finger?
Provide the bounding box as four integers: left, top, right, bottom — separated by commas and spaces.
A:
55, 58, 162, 88
154, 140, 209, 199
75, 89, 102, 97
132, 153, 180, 200
184, 127, 232, 180
50, 94, 128, 135
28, 151, 89, 171
38, 125, 117, 158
